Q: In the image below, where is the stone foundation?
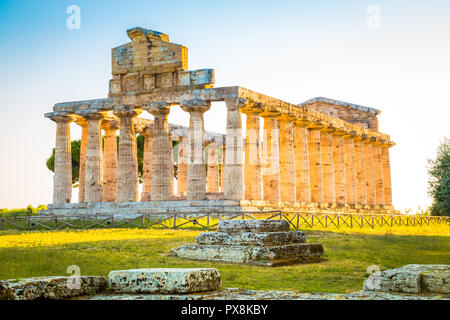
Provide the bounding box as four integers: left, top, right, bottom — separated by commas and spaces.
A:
169, 219, 324, 266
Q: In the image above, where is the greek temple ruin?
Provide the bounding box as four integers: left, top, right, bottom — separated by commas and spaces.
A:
42, 27, 395, 216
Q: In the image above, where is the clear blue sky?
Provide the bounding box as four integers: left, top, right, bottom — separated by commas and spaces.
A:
0, 0, 449, 210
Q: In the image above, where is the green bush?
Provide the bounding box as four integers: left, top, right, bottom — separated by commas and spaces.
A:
0, 205, 47, 218
427, 137, 450, 216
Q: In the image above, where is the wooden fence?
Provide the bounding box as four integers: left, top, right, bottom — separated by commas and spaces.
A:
0, 211, 448, 231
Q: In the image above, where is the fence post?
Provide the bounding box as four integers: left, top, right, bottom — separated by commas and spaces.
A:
173, 214, 177, 229
54, 217, 58, 229
0, 217, 3, 230
26, 216, 30, 230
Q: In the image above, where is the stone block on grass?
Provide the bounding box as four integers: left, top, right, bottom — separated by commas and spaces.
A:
108, 268, 221, 294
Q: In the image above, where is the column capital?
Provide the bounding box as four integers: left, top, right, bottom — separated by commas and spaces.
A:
101, 119, 120, 131
113, 105, 142, 118
343, 130, 357, 139
259, 108, 281, 118
307, 121, 324, 130
381, 141, 396, 148
76, 110, 108, 120
320, 126, 336, 134
332, 129, 347, 136
294, 118, 311, 127
225, 97, 247, 111
362, 134, 377, 144
240, 101, 262, 115
141, 126, 153, 137
143, 102, 171, 116
277, 113, 296, 122
180, 99, 211, 113
75, 117, 88, 127
45, 111, 76, 123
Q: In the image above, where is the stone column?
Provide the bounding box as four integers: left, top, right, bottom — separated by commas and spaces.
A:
354, 136, 367, 205
332, 130, 347, 206
343, 133, 357, 205
140, 127, 153, 201
49, 114, 74, 204
278, 115, 296, 202
294, 121, 310, 203
381, 143, 393, 206
168, 133, 175, 196
307, 123, 323, 203
373, 140, 385, 206
262, 114, 281, 201
102, 119, 119, 202
75, 118, 88, 203
83, 112, 105, 203
207, 142, 220, 193
145, 103, 171, 200
243, 110, 262, 200
320, 127, 336, 204
363, 136, 376, 206
181, 100, 211, 200
220, 143, 226, 192
114, 107, 141, 202
224, 98, 246, 200
177, 137, 188, 196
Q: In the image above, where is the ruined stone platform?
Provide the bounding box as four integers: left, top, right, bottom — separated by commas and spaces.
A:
169, 219, 324, 266
108, 268, 221, 294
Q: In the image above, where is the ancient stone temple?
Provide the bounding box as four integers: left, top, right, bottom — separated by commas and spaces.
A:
42, 27, 395, 216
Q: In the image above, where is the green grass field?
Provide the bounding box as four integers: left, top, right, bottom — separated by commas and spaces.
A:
0, 226, 449, 293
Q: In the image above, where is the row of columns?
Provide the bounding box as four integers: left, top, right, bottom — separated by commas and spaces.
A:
50, 98, 393, 207
237, 107, 393, 207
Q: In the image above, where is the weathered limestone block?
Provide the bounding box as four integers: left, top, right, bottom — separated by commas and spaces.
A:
363, 264, 450, 294
217, 219, 290, 233
196, 231, 306, 246
169, 243, 323, 266
108, 268, 221, 294
0, 276, 107, 300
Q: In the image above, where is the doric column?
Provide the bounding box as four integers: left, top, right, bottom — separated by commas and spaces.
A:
223, 98, 246, 200
262, 114, 281, 201
145, 103, 171, 200
114, 106, 141, 202
307, 123, 324, 203
242, 106, 262, 200
220, 143, 226, 192
332, 130, 347, 205
49, 114, 74, 204
373, 140, 385, 206
168, 133, 175, 196
101, 119, 119, 202
363, 136, 376, 206
83, 112, 105, 203
278, 115, 296, 202
75, 118, 88, 203
381, 142, 394, 206
343, 132, 357, 205
320, 127, 336, 204
354, 136, 367, 205
207, 142, 220, 193
181, 99, 211, 200
294, 121, 310, 203
177, 137, 188, 196
141, 127, 153, 201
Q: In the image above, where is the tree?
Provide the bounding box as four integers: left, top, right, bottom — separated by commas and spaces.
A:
46, 136, 179, 186
427, 137, 450, 216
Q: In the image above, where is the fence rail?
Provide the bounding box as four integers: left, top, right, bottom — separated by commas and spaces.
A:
0, 212, 448, 231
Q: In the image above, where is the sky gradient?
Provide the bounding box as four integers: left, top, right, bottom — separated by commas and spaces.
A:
0, 0, 449, 211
